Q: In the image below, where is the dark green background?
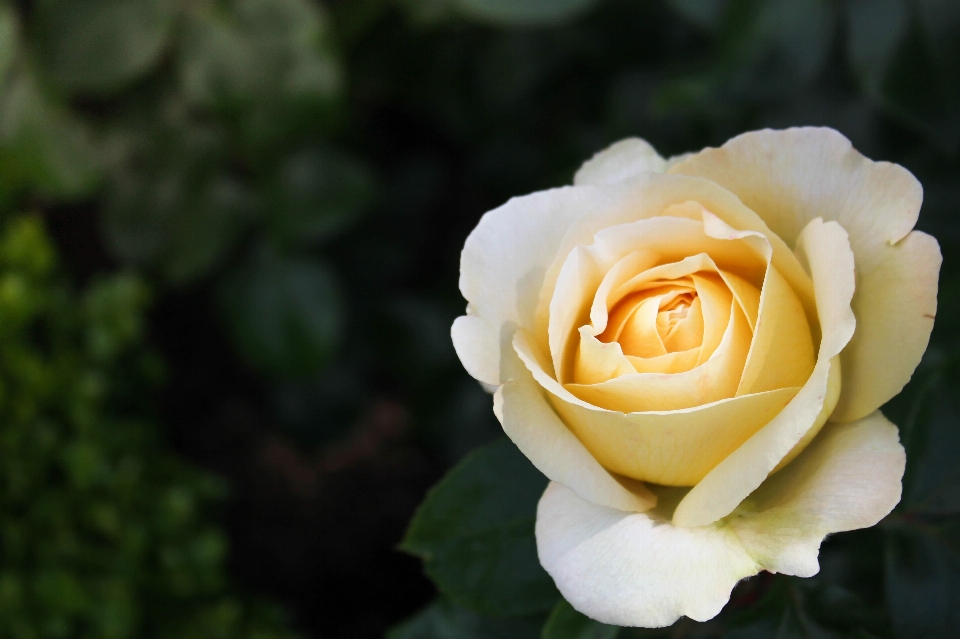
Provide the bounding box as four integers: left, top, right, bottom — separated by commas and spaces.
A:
0, 0, 959, 637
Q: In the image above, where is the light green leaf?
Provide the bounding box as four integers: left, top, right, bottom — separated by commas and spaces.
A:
32, 0, 174, 93
0, 72, 98, 199
400, 438, 558, 616
179, 0, 340, 109
542, 600, 619, 639
219, 251, 342, 377
388, 599, 543, 639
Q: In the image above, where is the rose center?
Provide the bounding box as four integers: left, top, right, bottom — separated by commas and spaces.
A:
602, 282, 705, 358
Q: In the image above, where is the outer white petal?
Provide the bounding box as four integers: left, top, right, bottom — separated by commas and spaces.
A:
451, 314, 501, 387
672, 218, 855, 527
536, 412, 904, 628
458, 185, 637, 384
670, 127, 940, 421
495, 343, 656, 513
727, 411, 905, 576
832, 230, 941, 421
537, 481, 756, 628
574, 138, 667, 186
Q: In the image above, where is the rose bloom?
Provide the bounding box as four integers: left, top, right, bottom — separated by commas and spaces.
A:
451, 128, 941, 627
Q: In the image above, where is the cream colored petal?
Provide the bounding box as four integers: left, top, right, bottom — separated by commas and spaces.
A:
532, 175, 809, 351
495, 345, 656, 513
588, 250, 661, 341
673, 218, 855, 528
451, 314, 502, 387
514, 329, 799, 487
573, 327, 638, 385
462, 185, 631, 383
536, 481, 759, 628
553, 215, 762, 382
536, 412, 903, 627
612, 294, 670, 358
727, 411, 905, 576
553, 385, 798, 486
671, 127, 939, 421
574, 138, 666, 186
567, 300, 752, 413
549, 245, 607, 381
660, 295, 704, 352
832, 231, 941, 421
736, 264, 815, 396
691, 273, 734, 364
627, 347, 701, 374
671, 127, 920, 254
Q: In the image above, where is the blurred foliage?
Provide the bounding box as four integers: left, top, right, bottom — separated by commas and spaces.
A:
2, 0, 960, 636
1, 0, 371, 381
0, 215, 300, 638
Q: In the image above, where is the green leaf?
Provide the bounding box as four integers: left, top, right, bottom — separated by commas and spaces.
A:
455, 0, 598, 26
266, 149, 376, 246
542, 600, 618, 639
178, 0, 341, 148
219, 250, 342, 377
388, 598, 543, 639
32, 0, 174, 93
100, 116, 250, 285
885, 519, 960, 639
103, 169, 250, 285
400, 438, 558, 616
0, 72, 98, 199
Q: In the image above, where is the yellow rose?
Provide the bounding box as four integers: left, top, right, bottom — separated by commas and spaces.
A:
450, 128, 941, 627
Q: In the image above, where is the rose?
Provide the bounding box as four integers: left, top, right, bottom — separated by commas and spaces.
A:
450, 128, 941, 627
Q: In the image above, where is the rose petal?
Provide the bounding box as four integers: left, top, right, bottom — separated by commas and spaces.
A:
536, 411, 904, 628
459, 185, 627, 383
574, 138, 667, 186
536, 480, 758, 628
550, 215, 763, 382
726, 411, 905, 575
451, 314, 502, 387
533, 174, 817, 351
671, 127, 939, 421
515, 329, 799, 487
672, 218, 855, 527
567, 299, 752, 413
832, 230, 941, 421
495, 344, 656, 513
736, 264, 815, 396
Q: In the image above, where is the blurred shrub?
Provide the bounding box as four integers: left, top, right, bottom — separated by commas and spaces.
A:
0, 215, 300, 639
0, 0, 375, 381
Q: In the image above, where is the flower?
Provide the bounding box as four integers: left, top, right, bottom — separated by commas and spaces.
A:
450, 128, 941, 627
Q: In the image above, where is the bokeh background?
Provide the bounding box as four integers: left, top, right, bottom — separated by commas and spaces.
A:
0, 0, 959, 637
